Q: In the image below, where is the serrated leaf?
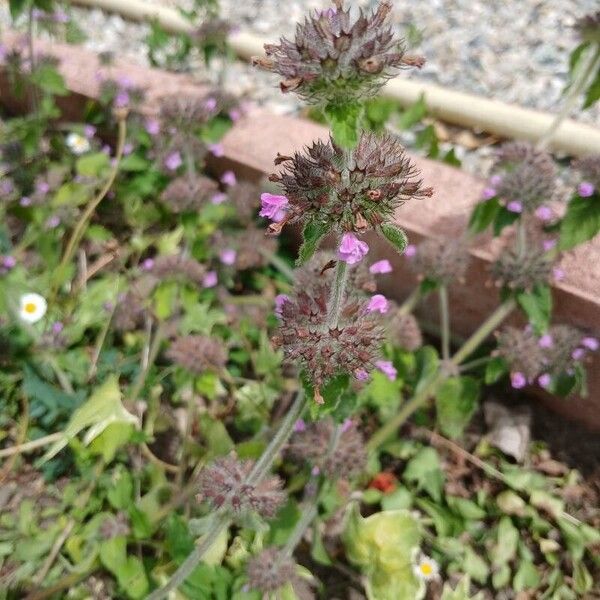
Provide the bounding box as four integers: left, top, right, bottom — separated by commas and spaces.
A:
76, 152, 110, 178
517, 283, 552, 334
559, 195, 600, 250
513, 560, 541, 591
468, 198, 500, 234
30, 64, 68, 96
435, 376, 479, 439
404, 447, 444, 502
297, 219, 330, 265
380, 223, 408, 255
485, 356, 508, 384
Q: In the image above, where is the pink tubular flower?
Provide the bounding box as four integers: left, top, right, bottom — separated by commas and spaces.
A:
114, 90, 130, 108
202, 271, 218, 288
145, 119, 160, 136
20, 196, 32, 207
311, 465, 321, 476
164, 151, 183, 171
578, 182, 595, 197
228, 108, 242, 122
510, 371, 527, 389
52, 321, 64, 334
211, 192, 228, 205
221, 170, 237, 186
506, 200, 523, 213
366, 294, 389, 314
341, 418, 353, 433
208, 143, 224, 157
204, 97, 217, 112
141, 258, 155, 271
542, 239, 557, 252
572, 347, 585, 360
376, 360, 397, 381
538, 334, 553, 349
552, 267, 565, 281
489, 174, 503, 187
293, 419, 307, 433
274, 294, 289, 318
404, 244, 417, 258
369, 259, 392, 274
338, 233, 369, 265
482, 187, 496, 200
538, 373, 551, 388
2, 256, 16, 269
83, 124, 96, 138
220, 248, 237, 266
535, 206, 553, 222
259, 193, 289, 221
46, 215, 61, 229
122, 142, 134, 156
355, 368, 369, 381
581, 337, 599, 351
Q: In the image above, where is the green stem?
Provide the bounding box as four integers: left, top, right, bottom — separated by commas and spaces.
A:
438, 285, 450, 361
458, 355, 491, 373
327, 258, 348, 330
282, 500, 318, 557
260, 248, 296, 282
146, 390, 308, 600
128, 321, 167, 406
397, 287, 422, 316
367, 298, 517, 451
537, 43, 600, 150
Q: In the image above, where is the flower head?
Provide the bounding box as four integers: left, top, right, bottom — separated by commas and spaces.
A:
538, 373, 552, 388
578, 182, 595, 197
386, 310, 422, 351
274, 294, 290, 318
202, 270, 218, 288
411, 238, 470, 284
160, 175, 218, 213
270, 132, 432, 234
19, 293, 47, 323
150, 254, 207, 286
145, 118, 160, 135
490, 248, 554, 291
575, 10, 600, 44
338, 233, 369, 265
535, 205, 553, 222
582, 336, 599, 351
255, 1, 424, 105
66, 132, 90, 155
369, 259, 392, 274
413, 555, 439, 582
510, 371, 527, 389
495, 326, 545, 382
507, 200, 523, 213
166, 335, 227, 374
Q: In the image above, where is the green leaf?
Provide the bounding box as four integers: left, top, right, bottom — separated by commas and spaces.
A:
573, 561, 593, 595
463, 547, 489, 584
404, 447, 444, 502
88, 422, 134, 463
9, 0, 28, 18
397, 95, 427, 130
30, 64, 68, 96
513, 560, 541, 591
559, 195, 600, 250
296, 220, 330, 266
441, 576, 485, 600
443, 148, 462, 167
446, 496, 486, 520
517, 283, 552, 334
311, 526, 332, 566
305, 372, 350, 420
119, 154, 150, 172
492, 564, 511, 590
106, 467, 133, 510
493, 206, 519, 236
323, 101, 363, 149
468, 198, 500, 234
379, 223, 408, 255
490, 516, 519, 567
485, 356, 507, 384
435, 376, 480, 439
76, 152, 110, 178
381, 486, 413, 511
583, 69, 600, 109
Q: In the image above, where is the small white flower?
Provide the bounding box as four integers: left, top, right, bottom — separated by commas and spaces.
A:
413, 555, 439, 582
19, 293, 47, 323
66, 132, 90, 155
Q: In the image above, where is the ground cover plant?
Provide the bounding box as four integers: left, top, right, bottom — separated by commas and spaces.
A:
1, 1, 600, 599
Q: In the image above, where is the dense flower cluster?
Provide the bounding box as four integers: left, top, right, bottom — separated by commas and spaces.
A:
490, 248, 554, 291
246, 548, 315, 600
409, 238, 470, 284
485, 142, 557, 213
271, 284, 384, 399
160, 175, 218, 213
287, 417, 367, 478
113, 277, 156, 332
253, 0, 424, 105
267, 132, 432, 235
149, 254, 207, 287
227, 181, 262, 223
212, 226, 278, 271
495, 326, 546, 383
166, 335, 227, 374
386, 309, 423, 351
573, 155, 600, 197
576, 10, 600, 43
197, 455, 286, 519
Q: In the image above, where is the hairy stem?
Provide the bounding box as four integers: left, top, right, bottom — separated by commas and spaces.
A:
438, 285, 450, 361
367, 298, 517, 450
327, 258, 348, 330
146, 389, 308, 599
537, 43, 600, 150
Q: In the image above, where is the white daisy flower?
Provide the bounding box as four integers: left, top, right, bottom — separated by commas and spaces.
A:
413, 555, 439, 581
19, 293, 47, 323
66, 132, 90, 155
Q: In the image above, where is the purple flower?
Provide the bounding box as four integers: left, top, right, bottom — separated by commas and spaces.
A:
506, 200, 523, 213
52, 321, 64, 334
293, 419, 307, 433
83, 124, 96, 138
355, 368, 369, 381
489, 175, 503, 187
204, 97, 217, 112
45, 215, 61, 229
0, 180, 14, 195
510, 371, 527, 389
202, 270, 218, 288
311, 465, 321, 476
164, 151, 183, 171
36, 180, 50, 195
220, 248, 237, 266
141, 258, 155, 271
145, 119, 160, 136
338, 233, 369, 265
535, 205, 553, 222
259, 193, 289, 221
122, 142, 134, 156
572, 348, 585, 360
542, 239, 557, 252
20, 196, 32, 207
404, 244, 417, 258
369, 259, 392, 274
552, 267, 565, 281
211, 192, 228, 205
114, 90, 130, 108
229, 108, 242, 122
578, 182, 595, 198
366, 294, 389, 314
53, 9, 69, 23
482, 187, 496, 200
116, 75, 134, 89
376, 360, 397, 381
538, 373, 552, 388
538, 334, 553, 349
1, 255, 16, 269
221, 170, 237, 186
341, 418, 353, 433
0, 44, 7, 64
208, 143, 224, 157
274, 294, 289, 318
581, 337, 599, 351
